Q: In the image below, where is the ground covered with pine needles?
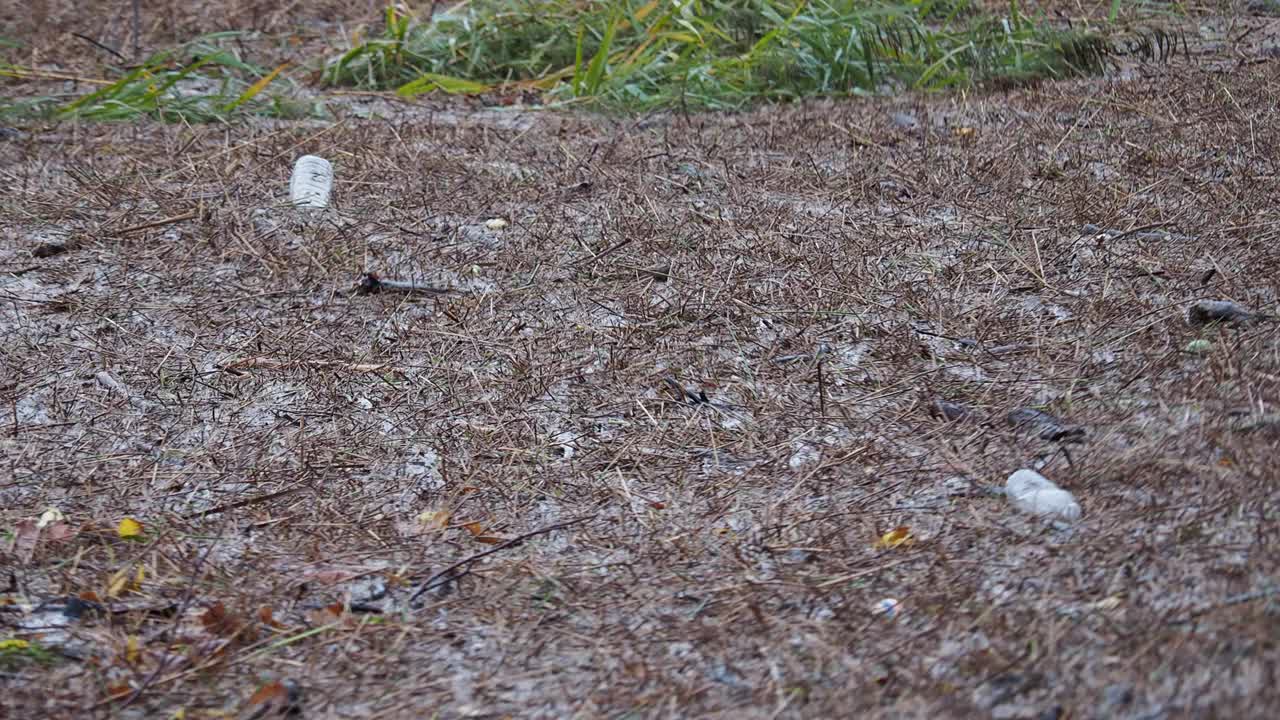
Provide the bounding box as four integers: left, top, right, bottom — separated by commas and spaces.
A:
3, 2, 1280, 718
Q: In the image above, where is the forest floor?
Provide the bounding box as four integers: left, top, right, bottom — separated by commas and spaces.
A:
3, 2, 1280, 718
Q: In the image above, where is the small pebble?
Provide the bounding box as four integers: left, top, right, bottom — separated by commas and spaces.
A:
484, 218, 508, 230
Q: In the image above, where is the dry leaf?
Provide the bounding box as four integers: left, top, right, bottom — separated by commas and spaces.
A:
875, 526, 914, 549
37, 507, 64, 529
117, 517, 143, 539
45, 522, 77, 542
461, 520, 507, 544
10, 519, 40, 563
240, 679, 301, 719
305, 603, 346, 626
107, 568, 133, 598
258, 606, 285, 630
125, 635, 141, 665
417, 509, 451, 530
200, 602, 257, 644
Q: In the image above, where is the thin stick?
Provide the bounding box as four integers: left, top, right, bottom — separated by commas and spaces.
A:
219, 357, 400, 374
409, 516, 593, 605
71, 33, 127, 62
181, 485, 305, 520
111, 210, 199, 236
132, 0, 141, 60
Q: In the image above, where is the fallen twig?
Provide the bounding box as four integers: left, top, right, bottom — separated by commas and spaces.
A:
110, 210, 200, 236
354, 272, 452, 296
181, 485, 305, 520
219, 357, 400, 374
1169, 585, 1280, 626
409, 516, 594, 605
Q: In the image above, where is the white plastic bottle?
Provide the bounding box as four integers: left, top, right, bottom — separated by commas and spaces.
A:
290, 155, 333, 209
1005, 469, 1081, 522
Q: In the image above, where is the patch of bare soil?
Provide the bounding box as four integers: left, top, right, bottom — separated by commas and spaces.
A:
4, 5, 1280, 720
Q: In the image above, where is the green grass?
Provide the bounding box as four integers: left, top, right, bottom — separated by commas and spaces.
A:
0, 638, 59, 671
323, 0, 1177, 110
0, 33, 320, 123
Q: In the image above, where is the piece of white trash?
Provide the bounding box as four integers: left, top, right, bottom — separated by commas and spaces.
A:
1005, 469, 1081, 522
290, 155, 333, 209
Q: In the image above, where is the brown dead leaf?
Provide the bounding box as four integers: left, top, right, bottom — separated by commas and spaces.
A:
305, 602, 347, 627
461, 520, 508, 544
240, 679, 301, 719
44, 521, 78, 542
258, 606, 285, 630
299, 568, 356, 586
10, 519, 40, 563
418, 509, 452, 530
200, 602, 257, 644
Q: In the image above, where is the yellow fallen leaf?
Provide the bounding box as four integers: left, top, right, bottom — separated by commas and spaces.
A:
118, 517, 143, 539
125, 635, 141, 664
107, 568, 131, 598
0, 639, 30, 650
875, 526, 914, 549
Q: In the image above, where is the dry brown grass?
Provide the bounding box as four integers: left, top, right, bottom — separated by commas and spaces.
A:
3, 2, 1280, 719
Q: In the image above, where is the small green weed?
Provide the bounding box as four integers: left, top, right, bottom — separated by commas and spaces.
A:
0, 638, 59, 671
1, 33, 320, 123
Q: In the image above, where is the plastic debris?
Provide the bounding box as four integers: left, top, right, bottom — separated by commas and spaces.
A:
1005, 469, 1081, 522
1007, 408, 1087, 443
290, 155, 333, 209
931, 398, 972, 422
872, 598, 901, 618
1187, 300, 1258, 326
37, 507, 64, 529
